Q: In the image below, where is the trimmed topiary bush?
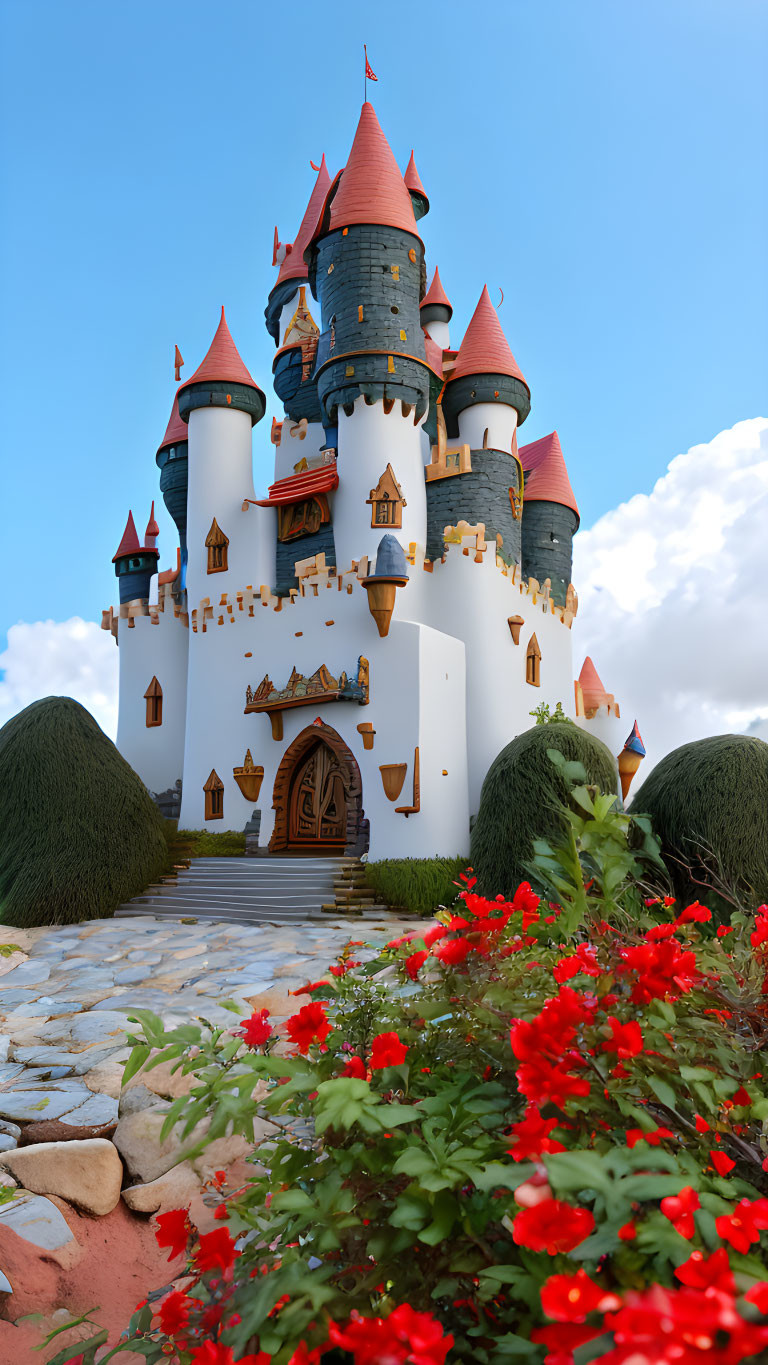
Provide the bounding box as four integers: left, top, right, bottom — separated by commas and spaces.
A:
470, 721, 618, 897
630, 733, 768, 916
0, 696, 168, 927
364, 856, 466, 916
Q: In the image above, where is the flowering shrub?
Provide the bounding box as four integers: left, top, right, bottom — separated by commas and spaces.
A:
46, 766, 768, 1364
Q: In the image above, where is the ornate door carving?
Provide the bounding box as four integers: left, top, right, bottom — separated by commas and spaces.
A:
288, 741, 347, 846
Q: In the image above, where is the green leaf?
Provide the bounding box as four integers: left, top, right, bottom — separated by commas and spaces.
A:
545, 1150, 611, 1195
648, 1075, 677, 1110
41, 1331, 108, 1365
121, 1044, 151, 1088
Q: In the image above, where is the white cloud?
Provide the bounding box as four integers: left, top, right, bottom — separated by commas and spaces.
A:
573, 417, 768, 778
0, 618, 118, 738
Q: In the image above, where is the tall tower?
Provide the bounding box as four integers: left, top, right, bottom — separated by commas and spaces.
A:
177, 308, 269, 604
306, 102, 432, 570
520, 431, 579, 606
112, 510, 159, 602
420, 267, 452, 350
155, 393, 188, 586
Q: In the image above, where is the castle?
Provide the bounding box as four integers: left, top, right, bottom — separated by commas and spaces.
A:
103, 102, 642, 857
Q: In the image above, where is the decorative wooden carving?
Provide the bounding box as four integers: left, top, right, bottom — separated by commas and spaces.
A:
203, 769, 224, 821
245, 657, 369, 738
526, 634, 541, 687
367, 464, 406, 529
426, 405, 472, 481
357, 722, 376, 750
395, 747, 421, 816
233, 750, 264, 802
205, 518, 229, 574
379, 763, 407, 801
277, 494, 330, 543
282, 286, 320, 380
270, 720, 364, 853
144, 676, 162, 727
507, 615, 524, 645
509, 486, 523, 519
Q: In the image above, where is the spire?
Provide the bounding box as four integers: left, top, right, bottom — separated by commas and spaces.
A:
623, 720, 646, 757
112, 511, 142, 562
520, 431, 579, 520
144, 501, 160, 549
179, 308, 259, 392
420, 266, 452, 319
328, 103, 419, 237
450, 286, 528, 387
404, 151, 429, 218
578, 657, 612, 712
157, 392, 187, 454
278, 155, 332, 286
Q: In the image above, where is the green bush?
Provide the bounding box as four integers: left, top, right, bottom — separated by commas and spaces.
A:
470, 721, 618, 897
0, 696, 168, 927
631, 732, 768, 916
364, 856, 466, 916
166, 828, 247, 861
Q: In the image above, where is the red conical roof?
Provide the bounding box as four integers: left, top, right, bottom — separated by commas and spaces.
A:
579, 657, 612, 711
329, 103, 419, 237
521, 430, 579, 519
420, 266, 452, 317
157, 392, 187, 453
449, 286, 528, 388
112, 511, 141, 562
145, 501, 160, 541
179, 308, 259, 392
404, 150, 428, 202
278, 155, 332, 286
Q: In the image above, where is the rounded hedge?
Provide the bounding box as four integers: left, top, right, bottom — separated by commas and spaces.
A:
630, 733, 768, 915
470, 721, 618, 897
0, 697, 168, 927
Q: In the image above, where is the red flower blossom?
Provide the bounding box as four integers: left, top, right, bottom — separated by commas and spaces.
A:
405, 949, 429, 980
617, 938, 699, 1003
237, 1009, 272, 1048
421, 924, 446, 949
751, 909, 768, 948
288, 1345, 323, 1365
516, 1053, 591, 1105
675, 901, 712, 925
602, 1283, 768, 1364
717, 925, 735, 937
745, 1282, 768, 1313
329, 960, 361, 977
710, 1149, 736, 1176
553, 944, 601, 985
732, 1085, 752, 1106
540, 1268, 620, 1322
530, 1322, 603, 1364
156, 1289, 196, 1336
674, 1248, 735, 1295
341, 1055, 367, 1079
154, 1207, 191, 1261
695, 1114, 711, 1132
506, 1106, 566, 1162
369, 1031, 409, 1069
512, 1198, 595, 1254
434, 936, 472, 966
618, 1221, 636, 1241
716, 1197, 768, 1253
328, 1304, 452, 1364
626, 1125, 675, 1148
601, 1017, 643, 1058
660, 1186, 700, 1239
193, 1226, 238, 1276
285, 1002, 331, 1053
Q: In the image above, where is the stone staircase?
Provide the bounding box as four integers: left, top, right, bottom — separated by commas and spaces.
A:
322, 860, 389, 915
116, 856, 351, 926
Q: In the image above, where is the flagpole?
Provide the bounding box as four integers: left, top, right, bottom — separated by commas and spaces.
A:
364, 45, 367, 103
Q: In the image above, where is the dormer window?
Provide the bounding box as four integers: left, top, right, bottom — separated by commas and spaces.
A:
204, 769, 224, 820
205, 518, 229, 574
144, 676, 163, 727
367, 464, 406, 529
525, 634, 541, 687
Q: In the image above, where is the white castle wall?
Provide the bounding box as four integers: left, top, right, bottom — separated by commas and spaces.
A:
423, 317, 450, 348
457, 401, 518, 453
272, 420, 327, 482
115, 609, 188, 795
335, 399, 427, 567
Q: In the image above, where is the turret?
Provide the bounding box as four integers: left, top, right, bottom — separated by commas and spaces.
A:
520, 431, 579, 606
442, 285, 530, 450
403, 151, 429, 221
112, 509, 159, 603
420, 267, 452, 349
155, 393, 188, 585
177, 308, 270, 600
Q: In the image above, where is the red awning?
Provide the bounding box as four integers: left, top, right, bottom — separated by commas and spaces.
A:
254, 464, 339, 507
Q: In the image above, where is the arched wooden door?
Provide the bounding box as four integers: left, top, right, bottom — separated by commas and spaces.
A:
288, 740, 347, 848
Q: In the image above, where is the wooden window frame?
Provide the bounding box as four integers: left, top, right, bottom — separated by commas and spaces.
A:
205, 518, 229, 575
144, 676, 163, 727
525, 634, 541, 687
204, 769, 224, 821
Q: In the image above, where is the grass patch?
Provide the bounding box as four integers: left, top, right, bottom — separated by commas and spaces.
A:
365, 856, 467, 917
165, 827, 247, 862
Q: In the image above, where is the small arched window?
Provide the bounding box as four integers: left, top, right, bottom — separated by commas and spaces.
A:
525, 634, 541, 688
144, 676, 163, 727
205, 518, 229, 574
204, 769, 224, 821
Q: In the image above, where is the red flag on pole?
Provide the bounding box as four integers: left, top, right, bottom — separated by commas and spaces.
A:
364, 45, 378, 81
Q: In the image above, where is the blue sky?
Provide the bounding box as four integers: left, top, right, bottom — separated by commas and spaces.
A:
0, 0, 765, 653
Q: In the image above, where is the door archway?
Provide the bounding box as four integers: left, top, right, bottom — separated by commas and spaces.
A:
270, 720, 367, 855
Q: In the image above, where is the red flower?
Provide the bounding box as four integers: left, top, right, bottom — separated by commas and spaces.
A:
745, 1282, 768, 1314
369, 1031, 409, 1069
675, 901, 712, 925
329, 960, 360, 977
601, 1017, 643, 1058
751, 909, 768, 948
716, 1197, 768, 1253
626, 1125, 675, 1148
328, 1304, 452, 1364
193, 1226, 238, 1276
421, 924, 446, 949
237, 1009, 272, 1048
660, 1186, 700, 1239
603, 1284, 768, 1364
154, 1207, 191, 1261
732, 1085, 752, 1106
512, 1198, 595, 1254
675, 1248, 735, 1294
618, 938, 699, 1003
695, 1114, 711, 1132
287, 1345, 323, 1365
618, 1221, 636, 1241
156, 1289, 196, 1337
717, 925, 735, 937
553, 944, 601, 985
710, 1149, 736, 1176
405, 949, 429, 980
434, 936, 472, 966
189, 1347, 235, 1365
285, 1002, 331, 1053
515, 1053, 590, 1106
540, 1268, 620, 1322
341, 1055, 367, 1079
507, 1106, 566, 1162
530, 1322, 603, 1364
